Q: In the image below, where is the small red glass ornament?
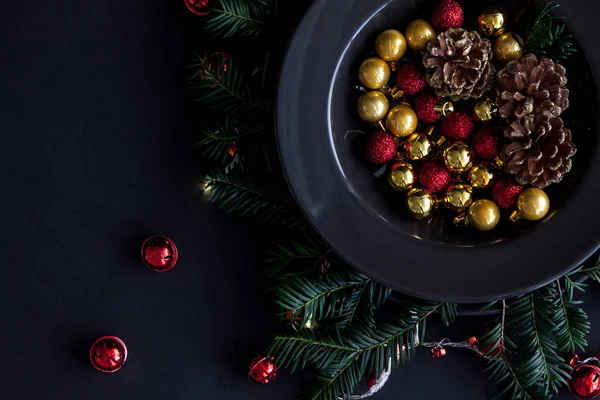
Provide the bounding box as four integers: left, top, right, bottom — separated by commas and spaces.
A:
199, 52, 229, 88
431, 0, 464, 30
366, 131, 398, 165
395, 63, 427, 96
228, 141, 238, 157
419, 160, 452, 194
568, 354, 600, 399
472, 127, 499, 160
141, 235, 179, 272
414, 92, 454, 124
89, 336, 128, 373
184, 0, 213, 16
431, 347, 447, 358
467, 336, 479, 347
441, 111, 474, 141
492, 179, 524, 210
249, 356, 277, 384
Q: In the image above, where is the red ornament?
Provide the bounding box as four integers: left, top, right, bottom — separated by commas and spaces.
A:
419, 161, 452, 194
199, 52, 229, 88
492, 180, 524, 210
367, 131, 398, 165
184, 0, 213, 16
248, 356, 277, 384
569, 355, 600, 399
228, 141, 238, 157
367, 374, 378, 389
415, 92, 448, 124
431, 0, 465, 30
441, 111, 474, 141
467, 336, 479, 347
141, 235, 179, 272
471, 127, 499, 160
89, 336, 128, 373
395, 63, 427, 96
431, 347, 447, 358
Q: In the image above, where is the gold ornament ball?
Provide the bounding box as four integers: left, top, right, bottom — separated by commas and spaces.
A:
478, 7, 507, 37
405, 188, 435, 220
444, 184, 474, 213
473, 97, 498, 122
359, 57, 391, 90
467, 199, 501, 232
404, 133, 433, 161
375, 29, 407, 62
517, 188, 550, 221
494, 32, 525, 62
388, 163, 416, 191
386, 105, 418, 138
357, 91, 390, 123
443, 142, 474, 173
468, 163, 495, 188
405, 19, 436, 51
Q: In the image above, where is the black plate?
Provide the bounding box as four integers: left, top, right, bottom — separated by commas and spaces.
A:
276, 0, 600, 303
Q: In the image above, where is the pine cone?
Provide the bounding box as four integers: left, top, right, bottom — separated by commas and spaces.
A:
423, 29, 495, 101
497, 54, 569, 123
502, 116, 576, 188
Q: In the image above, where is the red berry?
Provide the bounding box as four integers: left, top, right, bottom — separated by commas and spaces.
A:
441, 112, 474, 141
432, 0, 464, 30
367, 131, 397, 164
396, 63, 427, 95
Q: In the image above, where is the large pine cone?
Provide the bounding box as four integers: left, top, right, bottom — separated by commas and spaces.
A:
423, 29, 495, 101
497, 54, 569, 124
502, 116, 576, 188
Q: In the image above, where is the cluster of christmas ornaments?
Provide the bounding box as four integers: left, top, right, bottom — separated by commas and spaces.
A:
356, 0, 575, 231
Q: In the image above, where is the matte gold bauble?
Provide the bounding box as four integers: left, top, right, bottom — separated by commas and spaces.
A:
375, 29, 407, 62
386, 105, 418, 138
405, 19, 436, 51
444, 184, 474, 212
468, 163, 495, 188
516, 188, 550, 221
405, 188, 435, 219
493, 32, 525, 62
443, 142, 474, 173
478, 7, 507, 37
473, 97, 498, 122
359, 57, 391, 90
467, 199, 501, 231
388, 162, 416, 191
357, 91, 390, 123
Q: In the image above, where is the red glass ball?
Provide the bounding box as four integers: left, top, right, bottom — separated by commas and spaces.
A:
472, 127, 499, 160
367, 131, 398, 165
141, 235, 179, 272
395, 64, 427, 96
492, 179, 524, 210
441, 112, 474, 141
432, 0, 465, 30
184, 0, 213, 16
89, 336, 128, 373
249, 356, 277, 384
569, 364, 600, 399
419, 161, 452, 194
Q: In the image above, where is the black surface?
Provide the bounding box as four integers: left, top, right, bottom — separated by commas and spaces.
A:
277, 0, 600, 302
0, 1, 596, 399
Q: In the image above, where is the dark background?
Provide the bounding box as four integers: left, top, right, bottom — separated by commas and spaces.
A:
0, 1, 596, 398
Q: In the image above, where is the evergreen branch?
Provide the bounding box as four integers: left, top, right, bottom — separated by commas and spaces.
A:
526, 2, 576, 60
204, 0, 272, 38
440, 303, 457, 327
198, 118, 267, 163
554, 279, 589, 353
266, 232, 329, 278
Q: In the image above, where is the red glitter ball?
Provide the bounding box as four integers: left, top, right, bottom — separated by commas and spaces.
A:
415, 92, 441, 124
492, 179, 524, 210
396, 63, 427, 95
441, 111, 474, 141
431, 0, 465, 30
367, 131, 398, 164
472, 127, 499, 160
419, 161, 452, 194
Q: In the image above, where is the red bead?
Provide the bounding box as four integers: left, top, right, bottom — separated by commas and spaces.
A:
492, 180, 524, 210
471, 127, 499, 160
395, 64, 427, 96
89, 336, 128, 373
441, 112, 474, 141
431, 347, 447, 358
184, 0, 213, 16
367, 131, 398, 165
415, 92, 441, 124
569, 363, 600, 399
431, 0, 464, 30
419, 161, 452, 194
249, 356, 277, 384
141, 235, 179, 272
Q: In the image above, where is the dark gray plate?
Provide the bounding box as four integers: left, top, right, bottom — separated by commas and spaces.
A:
276, 0, 600, 303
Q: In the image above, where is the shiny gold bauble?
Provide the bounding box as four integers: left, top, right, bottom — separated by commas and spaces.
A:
467, 199, 501, 232
444, 184, 473, 212
359, 57, 391, 90
357, 91, 390, 123
473, 97, 498, 122
517, 188, 550, 221
405, 19, 436, 51
494, 32, 525, 62
478, 7, 507, 37
386, 105, 418, 138
468, 163, 495, 188
404, 133, 433, 161
405, 188, 435, 219
388, 163, 416, 191
443, 142, 474, 173
375, 29, 407, 62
